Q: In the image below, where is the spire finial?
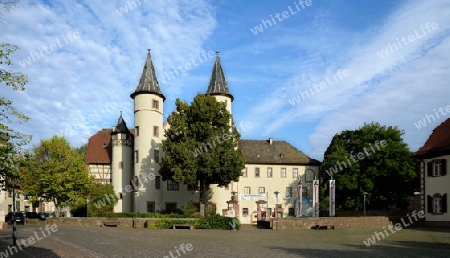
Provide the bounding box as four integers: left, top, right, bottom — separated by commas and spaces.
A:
120, 111, 122, 117
148, 49, 151, 53
216, 50, 219, 56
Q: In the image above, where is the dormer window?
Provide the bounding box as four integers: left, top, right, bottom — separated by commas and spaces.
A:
280, 154, 285, 158
256, 153, 260, 158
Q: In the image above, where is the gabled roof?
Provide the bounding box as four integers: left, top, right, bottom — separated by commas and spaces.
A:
86, 128, 135, 164
414, 118, 450, 159
130, 49, 165, 100
111, 113, 131, 135
206, 51, 234, 101
238, 139, 320, 165
85, 129, 112, 164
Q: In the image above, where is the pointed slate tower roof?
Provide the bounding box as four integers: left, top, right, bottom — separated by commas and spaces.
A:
112, 111, 131, 135
130, 49, 165, 100
206, 51, 234, 101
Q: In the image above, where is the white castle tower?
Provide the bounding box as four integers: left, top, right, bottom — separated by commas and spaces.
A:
111, 113, 133, 212
206, 51, 234, 115
130, 50, 165, 213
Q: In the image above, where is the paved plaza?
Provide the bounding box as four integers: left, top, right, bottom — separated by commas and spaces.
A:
0, 225, 449, 257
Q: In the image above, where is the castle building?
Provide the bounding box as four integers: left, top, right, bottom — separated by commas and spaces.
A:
86, 50, 320, 224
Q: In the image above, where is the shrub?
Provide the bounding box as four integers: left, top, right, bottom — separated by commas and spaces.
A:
194, 214, 240, 230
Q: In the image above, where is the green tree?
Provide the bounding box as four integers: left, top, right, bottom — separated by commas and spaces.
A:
160, 94, 245, 215
320, 122, 418, 212
20, 136, 94, 216
87, 183, 117, 217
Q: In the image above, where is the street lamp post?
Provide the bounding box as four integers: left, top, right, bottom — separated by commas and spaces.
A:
274, 191, 279, 230
362, 192, 368, 217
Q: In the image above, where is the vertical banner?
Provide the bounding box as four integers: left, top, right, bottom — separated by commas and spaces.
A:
297, 182, 302, 218
329, 180, 335, 217
313, 180, 319, 217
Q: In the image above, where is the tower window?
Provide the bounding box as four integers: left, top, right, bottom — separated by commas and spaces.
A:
153, 126, 159, 137
155, 176, 161, 189
154, 150, 160, 163
135, 126, 139, 136
119, 161, 123, 169
135, 150, 139, 163
152, 100, 159, 109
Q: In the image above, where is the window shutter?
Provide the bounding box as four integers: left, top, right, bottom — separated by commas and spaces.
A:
443, 194, 447, 213
427, 162, 432, 177
427, 195, 433, 213
442, 159, 447, 176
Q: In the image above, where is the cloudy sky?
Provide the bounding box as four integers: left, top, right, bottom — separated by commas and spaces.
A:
2, 0, 449, 160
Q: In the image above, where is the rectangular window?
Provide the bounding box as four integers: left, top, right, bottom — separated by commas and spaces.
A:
286, 187, 292, 198
244, 187, 251, 194
154, 150, 160, 163
225, 184, 229, 190
293, 168, 298, 178
267, 167, 273, 178
155, 176, 161, 189
119, 161, 123, 169
242, 168, 247, 177
147, 201, 155, 213
281, 168, 286, 178
135, 126, 139, 136
242, 208, 249, 217
255, 167, 260, 177
428, 159, 447, 177
259, 187, 265, 194
165, 203, 177, 214
8, 205, 12, 212
153, 126, 159, 137
167, 180, 179, 191
135, 150, 139, 163
8, 190, 12, 197
152, 100, 159, 109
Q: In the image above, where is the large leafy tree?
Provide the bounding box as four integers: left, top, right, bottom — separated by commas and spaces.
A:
20, 136, 94, 216
320, 122, 418, 212
160, 94, 245, 214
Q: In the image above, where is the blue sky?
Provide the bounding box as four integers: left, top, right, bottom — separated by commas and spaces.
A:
2, 0, 450, 160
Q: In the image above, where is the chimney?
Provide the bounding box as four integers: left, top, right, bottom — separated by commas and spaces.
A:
269, 138, 273, 145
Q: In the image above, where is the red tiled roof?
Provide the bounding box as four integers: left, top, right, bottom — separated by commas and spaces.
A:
86, 129, 112, 164
414, 118, 450, 158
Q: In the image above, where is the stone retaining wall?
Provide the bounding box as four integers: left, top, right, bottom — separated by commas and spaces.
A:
26, 217, 196, 228
268, 216, 392, 229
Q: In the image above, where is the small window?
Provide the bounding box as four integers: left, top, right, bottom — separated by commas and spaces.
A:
281, 168, 286, 178
267, 167, 273, 178
242, 208, 249, 216
428, 159, 447, 177
135, 126, 139, 136
255, 167, 260, 177
119, 161, 123, 169
244, 187, 251, 194
135, 151, 139, 163
155, 176, 161, 189
293, 168, 298, 178
256, 153, 261, 158
165, 203, 177, 214
8, 191, 12, 197
153, 126, 159, 137
154, 150, 160, 163
259, 187, 265, 194
147, 202, 155, 212
167, 180, 179, 191
225, 184, 229, 190
242, 168, 247, 177
152, 100, 159, 109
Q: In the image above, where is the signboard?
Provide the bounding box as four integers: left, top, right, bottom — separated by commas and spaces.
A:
329, 180, 335, 217
313, 180, 319, 217
240, 194, 266, 201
